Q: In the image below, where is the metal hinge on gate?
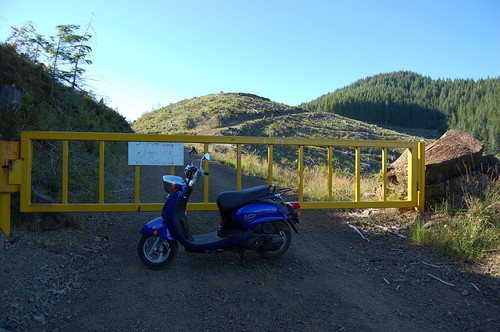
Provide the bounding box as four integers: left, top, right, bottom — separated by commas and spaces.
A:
1, 141, 22, 237
7, 159, 23, 185
1, 141, 21, 193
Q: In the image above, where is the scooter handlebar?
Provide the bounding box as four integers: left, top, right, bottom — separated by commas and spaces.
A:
185, 153, 211, 186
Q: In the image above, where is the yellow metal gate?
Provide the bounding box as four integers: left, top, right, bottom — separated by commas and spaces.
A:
0, 131, 425, 236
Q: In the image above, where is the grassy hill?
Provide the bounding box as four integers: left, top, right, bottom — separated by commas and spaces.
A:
132, 92, 435, 142
132, 92, 433, 173
132, 92, 304, 135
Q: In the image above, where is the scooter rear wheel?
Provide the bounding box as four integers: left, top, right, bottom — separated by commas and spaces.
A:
138, 234, 178, 269
257, 221, 291, 259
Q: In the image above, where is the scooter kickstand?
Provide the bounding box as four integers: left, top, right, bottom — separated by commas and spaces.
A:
236, 248, 246, 266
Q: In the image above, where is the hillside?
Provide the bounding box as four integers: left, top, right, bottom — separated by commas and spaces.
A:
132, 92, 305, 135
300, 71, 499, 155
0, 44, 132, 207
0, 44, 132, 139
132, 92, 433, 172
132, 92, 434, 141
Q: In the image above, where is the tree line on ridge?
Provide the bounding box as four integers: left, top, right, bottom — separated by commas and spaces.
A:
301, 71, 499, 155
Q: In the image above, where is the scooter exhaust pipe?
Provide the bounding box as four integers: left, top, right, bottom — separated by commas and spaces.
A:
241, 234, 284, 250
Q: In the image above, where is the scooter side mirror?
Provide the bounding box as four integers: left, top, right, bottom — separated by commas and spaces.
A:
203, 153, 211, 161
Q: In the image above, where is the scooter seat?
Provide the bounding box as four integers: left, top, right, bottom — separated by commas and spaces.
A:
217, 185, 271, 211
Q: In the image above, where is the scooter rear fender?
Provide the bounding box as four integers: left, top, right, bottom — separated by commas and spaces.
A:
233, 202, 290, 230
140, 217, 174, 240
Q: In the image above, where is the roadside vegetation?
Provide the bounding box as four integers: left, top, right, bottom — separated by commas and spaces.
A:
412, 181, 499, 263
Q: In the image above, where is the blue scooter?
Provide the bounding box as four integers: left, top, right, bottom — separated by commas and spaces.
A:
138, 149, 300, 269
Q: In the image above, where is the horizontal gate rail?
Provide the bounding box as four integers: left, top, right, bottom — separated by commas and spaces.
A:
17, 131, 425, 215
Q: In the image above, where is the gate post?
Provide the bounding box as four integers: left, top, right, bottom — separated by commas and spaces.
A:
417, 141, 426, 212
0, 141, 21, 237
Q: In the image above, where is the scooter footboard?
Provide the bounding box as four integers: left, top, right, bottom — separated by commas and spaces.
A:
140, 217, 174, 240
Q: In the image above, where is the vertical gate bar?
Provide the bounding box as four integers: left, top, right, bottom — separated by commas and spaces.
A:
355, 147, 361, 202
327, 147, 333, 202
170, 165, 175, 175
236, 144, 242, 190
298, 146, 304, 203
412, 146, 418, 204
267, 145, 273, 185
417, 142, 426, 212
203, 143, 209, 204
99, 141, 105, 204
134, 165, 140, 204
407, 147, 414, 203
0, 193, 10, 237
21, 136, 33, 209
62, 140, 69, 204
381, 148, 387, 201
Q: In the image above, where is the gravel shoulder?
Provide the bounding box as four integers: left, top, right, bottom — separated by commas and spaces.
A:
1, 161, 499, 332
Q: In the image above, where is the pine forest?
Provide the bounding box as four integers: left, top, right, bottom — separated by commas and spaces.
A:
301, 71, 499, 155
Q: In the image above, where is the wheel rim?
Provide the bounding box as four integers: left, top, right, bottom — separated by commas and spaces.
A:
262, 229, 288, 255
273, 231, 286, 252
143, 236, 171, 263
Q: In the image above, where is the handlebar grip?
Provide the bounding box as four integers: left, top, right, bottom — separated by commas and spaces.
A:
204, 172, 209, 176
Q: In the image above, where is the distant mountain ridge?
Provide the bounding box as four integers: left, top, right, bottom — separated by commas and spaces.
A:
300, 71, 499, 155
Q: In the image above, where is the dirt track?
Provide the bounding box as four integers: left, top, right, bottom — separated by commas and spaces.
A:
1, 158, 499, 331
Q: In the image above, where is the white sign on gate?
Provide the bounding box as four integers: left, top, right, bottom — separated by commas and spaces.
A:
128, 142, 184, 166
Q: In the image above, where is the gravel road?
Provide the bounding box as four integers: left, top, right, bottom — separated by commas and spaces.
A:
1, 158, 499, 331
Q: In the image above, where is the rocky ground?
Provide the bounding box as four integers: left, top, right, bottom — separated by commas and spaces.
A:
1, 162, 499, 332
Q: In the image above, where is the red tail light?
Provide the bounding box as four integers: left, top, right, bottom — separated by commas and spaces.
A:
289, 202, 300, 210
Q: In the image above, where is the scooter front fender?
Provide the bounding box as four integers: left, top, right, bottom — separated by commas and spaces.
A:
140, 217, 174, 240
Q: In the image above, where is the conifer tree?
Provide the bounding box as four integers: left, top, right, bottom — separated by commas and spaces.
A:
46, 24, 93, 92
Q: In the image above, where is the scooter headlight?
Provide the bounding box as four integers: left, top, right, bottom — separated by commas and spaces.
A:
166, 183, 178, 193
162, 175, 184, 193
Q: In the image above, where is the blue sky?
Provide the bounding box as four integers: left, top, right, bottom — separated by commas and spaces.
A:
1, 0, 499, 121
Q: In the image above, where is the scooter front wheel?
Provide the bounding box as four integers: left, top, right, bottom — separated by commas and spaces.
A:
138, 234, 178, 269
